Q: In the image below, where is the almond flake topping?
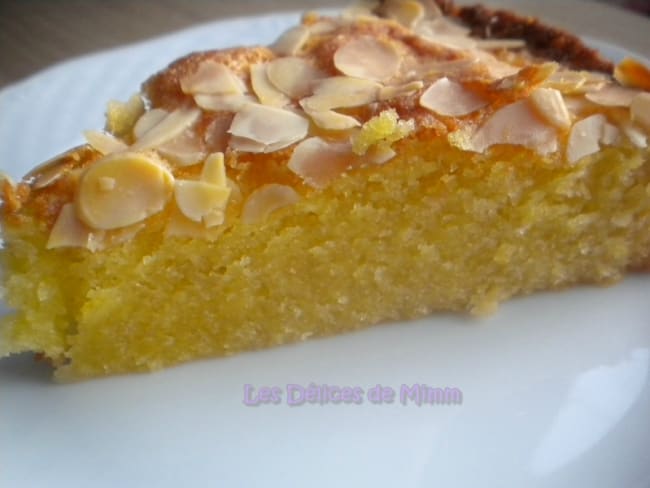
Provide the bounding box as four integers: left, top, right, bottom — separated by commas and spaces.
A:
621, 122, 648, 148
270, 25, 311, 56
379, 81, 424, 101
228, 104, 309, 151
250, 63, 291, 107
419, 77, 487, 116
133, 109, 168, 140
241, 184, 301, 224
630, 93, 650, 130
180, 61, 246, 95
131, 108, 201, 151
266, 57, 324, 99
194, 93, 255, 112
303, 107, 361, 131
468, 100, 558, 155
76, 152, 174, 230
301, 76, 380, 111
585, 85, 642, 107
333, 37, 401, 81
288, 137, 353, 188
529, 88, 571, 129
47, 203, 93, 250
566, 114, 611, 164
174, 181, 230, 226
84, 131, 127, 155
381, 0, 425, 28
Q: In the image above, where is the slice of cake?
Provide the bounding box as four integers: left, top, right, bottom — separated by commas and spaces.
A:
1, 0, 649, 380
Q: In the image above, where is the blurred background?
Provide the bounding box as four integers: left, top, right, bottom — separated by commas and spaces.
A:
0, 0, 648, 89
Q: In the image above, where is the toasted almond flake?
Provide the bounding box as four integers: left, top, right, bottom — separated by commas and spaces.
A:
420, 34, 476, 50
270, 25, 311, 56
366, 145, 396, 165
266, 57, 324, 99
470, 100, 558, 155
585, 85, 642, 107
25, 145, 87, 190
382, 0, 424, 28
194, 93, 255, 112
157, 131, 206, 167
428, 17, 472, 37
307, 20, 337, 35
567, 114, 607, 164
174, 180, 231, 224
228, 136, 268, 153
250, 63, 291, 107
303, 107, 360, 130
379, 81, 424, 101
242, 184, 300, 224
180, 60, 245, 95
470, 50, 520, 79
133, 109, 168, 140
476, 39, 526, 50
228, 104, 309, 149
601, 122, 621, 146
621, 122, 648, 148
630, 92, 650, 130
288, 137, 353, 188
201, 152, 227, 186
302, 76, 380, 111
544, 70, 608, 94
76, 152, 174, 230
529, 88, 572, 129
419, 77, 487, 116
334, 37, 401, 81
47, 203, 92, 250
83, 130, 127, 155
614, 57, 650, 91
131, 108, 201, 151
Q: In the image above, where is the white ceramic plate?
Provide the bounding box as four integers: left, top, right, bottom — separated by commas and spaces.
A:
1, 4, 649, 488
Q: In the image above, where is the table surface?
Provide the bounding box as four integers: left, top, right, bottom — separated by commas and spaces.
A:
0, 0, 646, 90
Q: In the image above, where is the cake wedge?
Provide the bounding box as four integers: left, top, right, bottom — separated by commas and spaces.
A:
1, 0, 649, 380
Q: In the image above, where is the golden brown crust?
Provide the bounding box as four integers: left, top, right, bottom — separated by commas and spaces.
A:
433, 1, 614, 73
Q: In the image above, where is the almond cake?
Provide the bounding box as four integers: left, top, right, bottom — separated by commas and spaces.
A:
1, 0, 649, 379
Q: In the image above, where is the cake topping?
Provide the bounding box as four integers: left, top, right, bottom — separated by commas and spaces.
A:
250, 63, 291, 107
288, 137, 353, 188
529, 88, 571, 129
585, 85, 642, 107
419, 77, 487, 116
133, 109, 168, 139
76, 152, 174, 230
46, 204, 94, 250
301, 76, 380, 111
131, 108, 201, 151
468, 100, 558, 155
227, 103, 309, 151
84, 131, 128, 155
631, 93, 650, 130
241, 184, 301, 224
266, 57, 324, 99
270, 24, 311, 56
566, 114, 610, 164
180, 60, 246, 95
333, 37, 401, 81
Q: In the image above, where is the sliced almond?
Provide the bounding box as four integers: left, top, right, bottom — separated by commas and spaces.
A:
133, 109, 168, 140
630, 92, 650, 130
250, 63, 291, 107
47, 203, 92, 250
544, 70, 608, 94
157, 130, 206, 167
308, 20, 337, 35
84, 131, 127, 155
427, 17, 472, 37
131, 108, 201, 151
288, 137, 353, 188
601, 122, 621, 146
266, 57, 324, 99
180, 60, 246, 95
201, 152, 227, 186
76, 152, 174, 230
621, 122, 648, 148
382, 0, 425, 28
303, 107, 360, 131
379, 81, 424, 101
366, 145, 396, 165
566, 114, 607, 164
471, 50, 520, 79
419, 77, 487, 116
25, 145, 87, 190
614, 57, 650, 91
194, 93, 255, 112
174, 180, 230, 225
585, 85, 642, 107
476, 39, 526, 50
529, 88, 571, 129
301, 76, 380, 111
228, 103, 309, 150
270, 25, 311, 56
469, 100, 558, 155
334, 37, 401, 81
241, 184, 300, 224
